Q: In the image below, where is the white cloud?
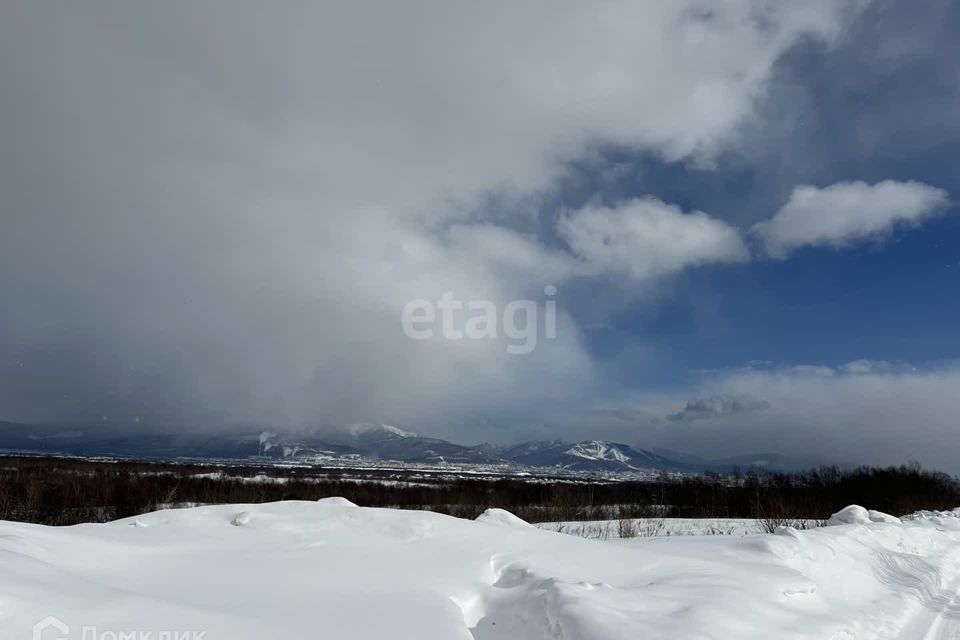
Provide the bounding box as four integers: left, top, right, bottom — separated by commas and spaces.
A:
752, 180, 950, 258
557, 198, 749, 280
450, 196, 750, 286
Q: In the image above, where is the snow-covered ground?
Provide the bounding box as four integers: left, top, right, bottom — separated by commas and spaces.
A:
4, 501, 960, 639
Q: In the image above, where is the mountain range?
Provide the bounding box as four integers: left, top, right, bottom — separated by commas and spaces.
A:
0, 421, 806, 474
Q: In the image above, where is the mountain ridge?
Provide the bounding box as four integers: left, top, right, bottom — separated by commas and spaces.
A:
0, 421, 808, 473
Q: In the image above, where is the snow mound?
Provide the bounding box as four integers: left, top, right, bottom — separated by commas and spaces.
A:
774, 525, 802, 539
827, 505, 900, 526
475, 508, 533, 530
867, 509, 901, 524
317, 496, 358, 507
827, 505, 871, 525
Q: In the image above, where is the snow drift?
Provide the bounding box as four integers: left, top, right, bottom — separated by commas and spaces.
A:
3, 502, 960, 639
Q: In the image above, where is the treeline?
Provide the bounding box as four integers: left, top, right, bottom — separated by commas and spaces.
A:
0, 455, 957, 526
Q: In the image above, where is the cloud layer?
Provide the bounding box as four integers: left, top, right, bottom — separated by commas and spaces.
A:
668, 361, 960, 472
0, 2, 860, 430
545, 361, 960, 472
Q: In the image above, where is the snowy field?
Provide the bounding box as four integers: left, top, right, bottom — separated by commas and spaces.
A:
4, 501, 960, 639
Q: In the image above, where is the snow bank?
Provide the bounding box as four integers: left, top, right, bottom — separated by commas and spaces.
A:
2, 502, 960, 639
827, 504, 873, 525
475, 508, 534, 530
867, 509, 901, 524
826, 504, 900, 526
317, 496, 359, 507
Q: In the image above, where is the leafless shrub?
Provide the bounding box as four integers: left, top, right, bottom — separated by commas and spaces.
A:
569, 522, 612, 540
617, 518, 638, 539
757, 496, 806, 533
637, 518, 666, 538
704, 524, 736, 536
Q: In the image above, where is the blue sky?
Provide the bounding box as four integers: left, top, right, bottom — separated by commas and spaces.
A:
3, 1, 960, 470
585, 220, 960, 386
552, 0, 960, 389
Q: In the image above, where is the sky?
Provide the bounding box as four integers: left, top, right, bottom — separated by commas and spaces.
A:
3, 1, 960, 470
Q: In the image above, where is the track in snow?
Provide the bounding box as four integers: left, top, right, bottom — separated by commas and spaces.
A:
885, 551, 960, 640
897, 588, 960, 640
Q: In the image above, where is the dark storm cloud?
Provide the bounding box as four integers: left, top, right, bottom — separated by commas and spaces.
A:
1, 1, 855, 435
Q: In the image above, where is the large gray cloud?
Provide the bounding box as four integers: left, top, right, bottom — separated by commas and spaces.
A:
1, 2, 861, 435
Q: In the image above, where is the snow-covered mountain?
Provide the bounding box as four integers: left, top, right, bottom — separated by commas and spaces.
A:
348, 423, 504, 464
0, 421, 807, 473
497, 439, 692, 472
566, 440, 632, 464
347, 423, 417, 439
257, 423, 504, 465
